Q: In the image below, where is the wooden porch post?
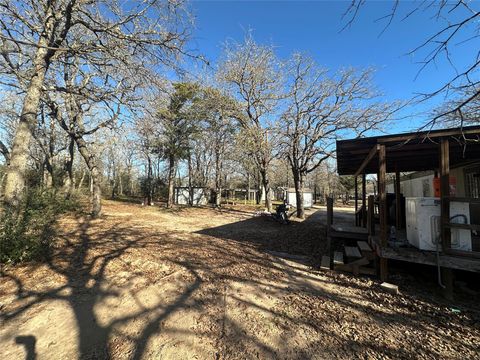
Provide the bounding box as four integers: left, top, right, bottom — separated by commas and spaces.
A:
378, 144, 388, 281
354, 176, 358, 226
395, 167, 402, 230
440, 138, 451, 251
440, 138, 453, 299
362, 173, 367, 227
367, 195, 375, 236
326, 197, 334, 269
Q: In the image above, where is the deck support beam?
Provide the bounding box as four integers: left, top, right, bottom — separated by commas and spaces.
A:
362, 173, 367, 227
441, 267, 454, 300
440, 137, 453, 298
354, 176, 358, 225
367, 195, 375, 236
440, 138, 451, 251
326, 197, 334, 269
395, 167, 402, 230
378, 144, 388, 281
354, 144, 380, 177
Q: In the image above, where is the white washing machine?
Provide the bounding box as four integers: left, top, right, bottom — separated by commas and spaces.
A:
405, 197, 471, 251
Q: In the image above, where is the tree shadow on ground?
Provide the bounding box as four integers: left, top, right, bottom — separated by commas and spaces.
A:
195, 209, 480, 358
1, 205, 479, 359
196, 211, 326, 260
1, 216, 209, 359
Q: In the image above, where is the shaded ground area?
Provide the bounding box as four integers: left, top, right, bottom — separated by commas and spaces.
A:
1, 201, 479, 359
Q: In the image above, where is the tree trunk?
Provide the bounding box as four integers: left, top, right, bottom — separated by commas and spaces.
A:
167, 154, 175, 208
78, 169, 85, 190
111, 163, 116, 200
75, 136, 102, 217
64, 137, 75, 198
214, 147, 222, 207
256, 171, 262, 205
146, 156, 153, 206
43, 159, 54, 188
0, 172, 6, 193
90, 168, 102, 217
188, 152, 193, 206
0, 142, 9, 190
247, 173, 251, 202
130, 172, 135, 196
3, 10, 56, 207
0, 140, 9, 166
118, 173, 123, 196
260, 169, 272, 212
293, 170, 305, 219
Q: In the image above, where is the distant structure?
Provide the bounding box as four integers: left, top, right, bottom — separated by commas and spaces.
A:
277, 187, 314, 208
174, 187, 209, 206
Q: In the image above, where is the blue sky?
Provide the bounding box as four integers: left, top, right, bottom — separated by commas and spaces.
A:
187, 0, 479, 133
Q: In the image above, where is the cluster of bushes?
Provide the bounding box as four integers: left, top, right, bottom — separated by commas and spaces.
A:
0, 189, 80, 264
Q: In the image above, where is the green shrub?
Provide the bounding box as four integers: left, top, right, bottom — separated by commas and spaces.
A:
0, 189, 80, 264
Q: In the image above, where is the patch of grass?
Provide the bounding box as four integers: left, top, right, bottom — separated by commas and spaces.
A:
0, 189, 81, 264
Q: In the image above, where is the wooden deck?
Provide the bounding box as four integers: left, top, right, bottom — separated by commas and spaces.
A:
370, 235, 480, 273
380, 246, 480, 272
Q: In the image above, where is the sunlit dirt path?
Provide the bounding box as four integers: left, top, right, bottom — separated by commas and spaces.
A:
1, 201, 479, 359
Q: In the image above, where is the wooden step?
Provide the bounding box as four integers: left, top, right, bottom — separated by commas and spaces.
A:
357, 241, 372, 252
344, 246, 362, 258
357, 240, 376, 260
334, 251, 344, 265
335, 257, 370, 275
330, 225, 369, 240
337, 265, 376, 276
331, 224, 368, 234
320, 256, 331, 270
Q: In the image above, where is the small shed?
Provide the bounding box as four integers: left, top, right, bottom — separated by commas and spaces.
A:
286, 188, 313, 208
174, 187, 209, 206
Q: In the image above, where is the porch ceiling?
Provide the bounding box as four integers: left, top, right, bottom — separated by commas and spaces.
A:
336, 125, 480, 176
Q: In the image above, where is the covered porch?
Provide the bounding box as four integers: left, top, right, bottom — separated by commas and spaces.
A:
333, 125, 480, 295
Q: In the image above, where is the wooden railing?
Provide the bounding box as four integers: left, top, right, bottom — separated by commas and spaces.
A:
355, 204, 365, 227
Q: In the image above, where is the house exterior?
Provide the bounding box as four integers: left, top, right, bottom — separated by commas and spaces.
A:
386, 163, 480, 225
386, 163, 480, 198
335, 125, 480, 285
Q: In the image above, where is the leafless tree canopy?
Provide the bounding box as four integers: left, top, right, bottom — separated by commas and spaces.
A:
0, 0, 194, 210
343, 0, 480, 128
279, 53, 396, 217
219, 33, 284, 212
0, 3, 431, 220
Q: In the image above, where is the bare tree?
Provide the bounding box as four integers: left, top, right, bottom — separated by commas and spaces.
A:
135, 114, 160, 206
0, 91, 19, 168
0, 140, 8, 165
196, 87, 238, 206
43, 46, 141, 216
280, 54, 394, 218
343, 0, 480, 128
156, 82, 201, 208
0, 0, 192, 208
219, 34, 283, 212
435, 87, 480, 127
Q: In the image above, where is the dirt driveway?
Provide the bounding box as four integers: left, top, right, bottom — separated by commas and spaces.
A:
1, 201, 479, 359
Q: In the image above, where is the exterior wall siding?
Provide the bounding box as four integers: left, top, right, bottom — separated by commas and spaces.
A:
387, 167, 469, 197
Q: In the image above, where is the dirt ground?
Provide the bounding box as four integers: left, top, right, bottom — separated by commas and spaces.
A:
1, 200, 479, 359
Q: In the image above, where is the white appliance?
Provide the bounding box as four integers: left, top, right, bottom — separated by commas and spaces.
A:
405, 197, 472, 251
